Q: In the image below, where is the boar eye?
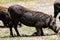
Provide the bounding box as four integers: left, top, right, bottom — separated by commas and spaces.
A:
52, 22, 56, 25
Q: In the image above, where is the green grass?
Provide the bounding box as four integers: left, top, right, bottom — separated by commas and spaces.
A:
0, 0, 60, 40
0, 0, 34, 4
0, 0, 55, 4
0, 25, 59, 40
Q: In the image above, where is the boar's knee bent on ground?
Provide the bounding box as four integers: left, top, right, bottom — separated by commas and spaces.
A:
8, 4, 60, 36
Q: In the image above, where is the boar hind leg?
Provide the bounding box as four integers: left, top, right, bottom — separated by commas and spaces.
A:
14, 21, 20, 36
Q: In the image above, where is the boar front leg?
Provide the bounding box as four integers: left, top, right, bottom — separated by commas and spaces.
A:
32, 22, 44, 36
32, 27, 44, 36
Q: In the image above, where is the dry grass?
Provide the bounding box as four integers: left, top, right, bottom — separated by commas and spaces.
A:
0, 0, 60, 40
0, 25, 60, 40
0, 0, 35, 4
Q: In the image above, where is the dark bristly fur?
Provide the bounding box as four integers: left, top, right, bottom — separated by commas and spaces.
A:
0, 5, 22, 37
0, 5, 11, 27
8, 4, 60, 37
54, 3, 60, 20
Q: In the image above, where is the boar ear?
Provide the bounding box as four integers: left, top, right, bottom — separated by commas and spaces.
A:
50, 15, 52, 18
50, 15, 52, 20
